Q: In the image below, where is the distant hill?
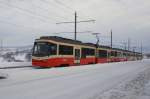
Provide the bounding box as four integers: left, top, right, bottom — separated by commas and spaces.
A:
0, 45, 32, 62
144, 53, 150, 59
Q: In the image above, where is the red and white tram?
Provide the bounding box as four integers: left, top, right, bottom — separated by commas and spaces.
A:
32, 36, 142, 67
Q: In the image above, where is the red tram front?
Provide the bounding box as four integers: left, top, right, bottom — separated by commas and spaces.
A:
32, 36, 96, 67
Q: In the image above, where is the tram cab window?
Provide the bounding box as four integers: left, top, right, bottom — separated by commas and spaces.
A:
33, 42, 57, 56
98, 50, 107, 58
59, 45, 73, 55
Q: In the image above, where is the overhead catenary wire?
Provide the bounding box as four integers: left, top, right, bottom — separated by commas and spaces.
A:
0, 0, 95, 34
32, 0, 73, 21
41, 0, 75, 17
56, 12, 95, 40
0, 20, 49, 33
0, 3, 51, 23
0, 1, 61, 23
42, 0, 94, 22
0, 0, 75, 33
32, 0, 79, 31
52, 0, 93, 20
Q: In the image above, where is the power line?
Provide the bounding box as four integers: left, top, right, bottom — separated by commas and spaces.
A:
54, 0, 74, 10
53, 0, 93, 20
0, 1, 60, 23
0, 4, 50, 23
41, 0, 74, 17
5, 0, 94, 32
31, 1, 73, 21
0, 1, 77, 34
54, 31, 92, 34
56, 11, 95, 40
56, 20, 95, 24
0, 20, 49, 33
0, 0, 78, 32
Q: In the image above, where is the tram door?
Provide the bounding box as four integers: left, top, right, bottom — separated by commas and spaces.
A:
74, 49, 80, 64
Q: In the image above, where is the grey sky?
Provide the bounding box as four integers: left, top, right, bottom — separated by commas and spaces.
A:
0, 0, 150, 53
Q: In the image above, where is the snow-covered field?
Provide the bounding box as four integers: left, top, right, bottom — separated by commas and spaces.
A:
0, 59, 150, 99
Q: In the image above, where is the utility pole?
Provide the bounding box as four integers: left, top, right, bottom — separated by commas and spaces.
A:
140, 42, 143, 59
56, 11, 95, 40
110, 29, 112, 48
0, 39, 3, 52
133, 46, 136, 60
141, 43, 143, 54
75, 12, 77, 40
133, 46, 136, 52
128, 38, 130, 51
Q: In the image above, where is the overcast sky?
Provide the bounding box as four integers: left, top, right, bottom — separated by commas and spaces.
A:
0, 0, 150, 53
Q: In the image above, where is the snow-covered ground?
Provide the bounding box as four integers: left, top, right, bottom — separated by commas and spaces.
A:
0, 60, 150, 99
0, 62, 31, 68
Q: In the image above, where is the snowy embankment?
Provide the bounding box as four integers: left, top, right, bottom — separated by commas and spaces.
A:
0, 46, 32, 69
0, 48, 31, 62
0, 59, 150, 99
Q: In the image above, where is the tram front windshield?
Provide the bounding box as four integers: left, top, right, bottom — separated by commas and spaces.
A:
32, 42, 57, 57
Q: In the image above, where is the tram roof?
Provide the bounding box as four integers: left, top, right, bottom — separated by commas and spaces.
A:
37, 36, 142, 54
38, 36, 96, 47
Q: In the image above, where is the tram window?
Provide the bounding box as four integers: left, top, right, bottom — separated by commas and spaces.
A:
123, 53, 127, 56
108, 52, 111, 58
98, 50, 107, 58
115, 52, 117, 57
59, 45, 73, 55
89, 49, 95, 55
111, 51, 117, 57
81, 48, 86, 58
111, 51, 115, 56
81, 48, 95, 58
117, 52, 121, 57
86, 48, 95, 56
